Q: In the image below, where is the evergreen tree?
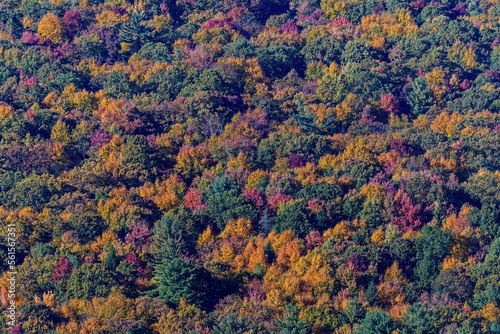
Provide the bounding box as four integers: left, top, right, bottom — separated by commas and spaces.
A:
6, 16, 22, 37
275, 304, 311, 334
472, 284, 500, 309
264, 240, 276, 264
148, 215, 213, 308
289, 97, 336, 135
148, 257, 211, 308
489, 323, 500, 334
212, 313, 253, 334
355, 310, 397, 334
119, 10, 155, 55
414, 252, 438, 291
401, 303, 436, 334
150, 215, 183, 263
408, 77, 433, 116
365, 281, 380, 306
342, 298, 366, 325
104, 245, 119, 270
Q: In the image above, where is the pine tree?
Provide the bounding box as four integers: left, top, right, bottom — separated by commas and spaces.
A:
148, 215, 213, 308
104, 245, 119, 270
119, 10, 154, 55
401, 303, 436, 334
6, 17, 22, 37
150, 215, 183, 263
212, 313, 253, 334
408, 77, 433, 116
355, 310, 396, 334
149, 257, 210, 307
275, 304, 311, 334
264, 240, 275, 264
289, 97, 336, 135
365, 280, 380, 307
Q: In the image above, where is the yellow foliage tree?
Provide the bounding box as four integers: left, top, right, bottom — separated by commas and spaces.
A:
38, 13, 66, 44
139, 174, 186, 212
294, 162, 320, 187
96, 187, 145, 231
371, 228, 385, 245
384, 262, 408, 285
482, 303, 500, 322
51, 120, 71, 146
22, 16, 35, 30
442, 257, 460, 270
174, 145, 212, 178
0, 102, 14, 117
95, 11, 129, 27
430, 112, 464, 137
219, 218, 254, 239
227, 152, 254, 170
245, 170, 268, 190
196, 226, 215, 247
320, 0, 347, 19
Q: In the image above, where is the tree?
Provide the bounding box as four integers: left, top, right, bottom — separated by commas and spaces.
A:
274, 200, 315, 238
301, 36, 342, 64
175, 144, 213, 179
472, 284, 500, 310
150, 215, 185, 262
256, 45, 305, 79
148, 257, 212, 308
471, 237, 500, 289
289, 97, 336, 135
212, 313, 254, 334
275, 304, 311, 334
103, 70, 137, 99
38, 12, 66, 44
401, 303, 436, 334
17, 301, 61, 333
341, 40, 382, 64
355, 310, 397, 334
66, 263, 116, 300
408, 77, 433, 116
4, 173, 60, 211
119, 10, 155, 55
432, 267, 473, 303
414, 253, 439, 291
205, 187, 258, 232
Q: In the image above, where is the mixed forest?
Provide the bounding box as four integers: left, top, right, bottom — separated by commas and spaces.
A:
0, 0, 500, 332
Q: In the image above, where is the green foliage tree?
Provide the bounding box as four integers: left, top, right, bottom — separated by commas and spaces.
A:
256, 133, 334, 169
256, 45, 305, 79
103, 70, 137, 99
274, 200, 315, 237
289, 97, 336, 135
275, 304, 311, 334
432, 267, 473, 303
119, 11, 155, 55
355, 310, 397, 334
66, 263, 116, 300
472, 237, 500, 289
205, 188, 258, 232
301, 36, 342, 64
408, 77, 433, 116
401, 303, 436, 334
212, 313, 254, 334
148, 257, 212, 308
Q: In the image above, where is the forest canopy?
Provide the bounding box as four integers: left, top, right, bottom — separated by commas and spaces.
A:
0, 0, 500, 333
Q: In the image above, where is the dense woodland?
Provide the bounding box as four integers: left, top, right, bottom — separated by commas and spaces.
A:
0, 0, 499, 332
